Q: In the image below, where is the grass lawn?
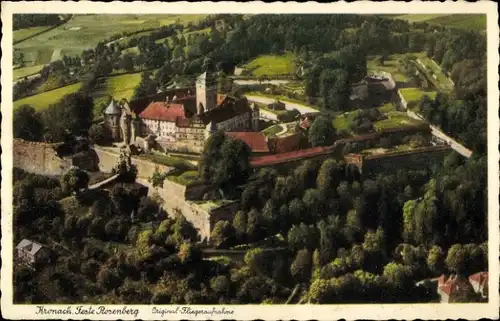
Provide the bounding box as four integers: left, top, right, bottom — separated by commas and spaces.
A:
393, 14, 486, 31
14, 14, 208, 67
262, 124, 284, 137
393, 14, 449, 23
139, 153, 197, 171
92, 72, 143, 114
14, 26, 54, 43
425, 14, 486, 31
332, 110, 361, 132
367, 54, 411, 84
242, 52, 297, 77
13, 82, 82, 110
399, 87, 437, 109
417, 55, 454, 91
374, 111, 425, 131
377, 102, 396, 113
13, 64, 45, 80
167, 170, 200, 186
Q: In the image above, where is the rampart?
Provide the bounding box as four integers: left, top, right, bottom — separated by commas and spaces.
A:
13, 139, 98, 176
93, 146, 170, 178
345, 145, 452, 177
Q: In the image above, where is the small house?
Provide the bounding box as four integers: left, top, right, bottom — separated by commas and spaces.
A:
16, 239, 49, 265
469, 272, 488, 298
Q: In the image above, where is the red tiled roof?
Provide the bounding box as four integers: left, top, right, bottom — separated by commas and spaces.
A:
217, 94, 227, 106
139, 102, 185, 122
300, 118, 311, 129
469, 272, 488, 284
250, 146, 333, 167
226, 132, 270, 153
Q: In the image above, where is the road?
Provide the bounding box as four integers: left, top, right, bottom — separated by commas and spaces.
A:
429, 125, 472, 158
406, 110, 472, 158
13, 73, 41, 84
245, 95, 319, 114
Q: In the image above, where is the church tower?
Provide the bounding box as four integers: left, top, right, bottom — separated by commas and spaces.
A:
196, 70, 217, 114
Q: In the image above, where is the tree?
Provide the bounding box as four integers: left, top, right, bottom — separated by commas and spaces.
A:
178, 241, 201, 264
120, 52, 136, 72
308, 116, 335, 147
97, 267, 121, 291
210, 220, 236, 249
233, 210, 247, 239
427, 245, 445, 275
199, 132, 251, 194
14, 105, 44, 141
88, 123, 112, 146
383, 262, 413, 288
210, 275, 231, 296
445, 244, 467, 274
133, 71, 158, 100
290, 249, 312, 282
41, 92, 94, 142
320, 68, 349, 111
60, 167, 89, 195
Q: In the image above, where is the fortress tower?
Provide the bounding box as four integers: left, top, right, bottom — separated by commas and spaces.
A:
103, 100, 122, 141
196, 70, 217, 114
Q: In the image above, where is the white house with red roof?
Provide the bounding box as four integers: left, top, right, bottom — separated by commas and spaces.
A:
469, 272, 488, 298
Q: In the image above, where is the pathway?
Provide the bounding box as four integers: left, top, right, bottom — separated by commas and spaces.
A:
406, 110, 472, 158
246, 95, 319, 115
88, 174, 120, 190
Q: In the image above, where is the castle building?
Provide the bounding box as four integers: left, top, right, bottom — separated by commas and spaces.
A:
104, 70, 260, 153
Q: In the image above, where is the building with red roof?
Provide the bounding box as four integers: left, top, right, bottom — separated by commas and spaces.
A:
436, 274, 476, 303
250, 145, 334, 168
225, 132, 270, 154
469, 272, 488, 298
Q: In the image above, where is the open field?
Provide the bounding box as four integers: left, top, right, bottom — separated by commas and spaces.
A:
14, 14, 208, 67
399, 87, 437, 109
332, 110, 361, 132
13, 82, 82, 110
374, 111, 424, 131
14, 26, 54, 43
13, 64, 45, 80
91, 72, 144, 116
367, 54, 410, 84
262, 124, 284, 137
167, 170, 199, 186
416, 55, 454, 92
393, 14, 486, 31
139, 153, 197, 171
242, 53, 297, 77
393, 14, 449, 23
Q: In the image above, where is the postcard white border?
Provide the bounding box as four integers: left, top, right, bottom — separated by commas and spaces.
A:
2, 1, 499, 320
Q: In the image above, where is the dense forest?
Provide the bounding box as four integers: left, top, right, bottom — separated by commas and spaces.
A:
13, 138, 487, 304
13, 14, 63, 30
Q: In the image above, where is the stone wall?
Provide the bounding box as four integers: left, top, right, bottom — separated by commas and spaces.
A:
13, 139, 98, 176
137, 178, 212, 241
93, 147, 171, 178
362, 146, 452, 176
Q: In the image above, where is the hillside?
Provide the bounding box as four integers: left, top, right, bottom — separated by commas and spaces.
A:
393, 14, 486, 31
14, 14, 208, 68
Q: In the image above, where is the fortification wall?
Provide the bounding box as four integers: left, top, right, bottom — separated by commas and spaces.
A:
13, 139, 72, 176
362, 146, 452, 176
93, 147, 171, 178
137, 178, 212, 241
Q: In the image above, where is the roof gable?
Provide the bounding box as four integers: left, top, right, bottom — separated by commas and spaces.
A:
226, 132, 269, 153
139, 102, 186, 122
